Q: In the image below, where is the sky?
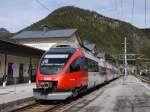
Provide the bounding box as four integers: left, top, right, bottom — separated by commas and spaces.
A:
0, 0, 150, 33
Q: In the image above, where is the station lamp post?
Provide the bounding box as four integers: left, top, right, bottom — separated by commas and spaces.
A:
124, 37, 127, 80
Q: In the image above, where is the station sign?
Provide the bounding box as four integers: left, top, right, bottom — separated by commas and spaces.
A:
118, 54, 136, 60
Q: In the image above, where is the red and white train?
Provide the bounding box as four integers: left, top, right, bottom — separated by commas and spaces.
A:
33, 44, 119, 100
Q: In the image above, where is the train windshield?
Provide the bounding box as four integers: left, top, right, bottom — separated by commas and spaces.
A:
40, 54, 70, 75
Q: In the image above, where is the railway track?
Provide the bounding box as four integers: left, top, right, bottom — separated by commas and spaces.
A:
9, 90, 103, 112
9, 89, 104, 112
9, 84, 107, 112
135, 74, 150, 84
9, 101, 63, 112
9, 78, 118, 112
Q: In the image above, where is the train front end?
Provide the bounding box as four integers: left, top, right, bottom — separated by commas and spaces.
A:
33, 46, 87, 100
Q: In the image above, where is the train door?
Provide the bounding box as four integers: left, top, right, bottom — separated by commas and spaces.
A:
66, 57, 88, 89
19, 64, 24, 83
103, 62, 108, 81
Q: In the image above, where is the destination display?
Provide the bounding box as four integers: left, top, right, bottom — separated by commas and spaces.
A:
44, 54, 69, 58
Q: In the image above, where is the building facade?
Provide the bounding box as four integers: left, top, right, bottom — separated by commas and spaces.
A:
0, 28, 84, 85
0, 39, 44, 85
12, 28, 82, 51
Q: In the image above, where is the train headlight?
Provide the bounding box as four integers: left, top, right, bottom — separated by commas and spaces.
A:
40, 81, 52, 89
43, 77, 51, 80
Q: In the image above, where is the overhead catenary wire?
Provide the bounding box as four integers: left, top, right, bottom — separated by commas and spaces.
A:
131, 0, 134, 24
34, 0, 149, 28
145, 0, 147, 27
114, 0, 119, 18
131, 0, 148, 28
35, 0, 51, 12
121, 0, 123, 19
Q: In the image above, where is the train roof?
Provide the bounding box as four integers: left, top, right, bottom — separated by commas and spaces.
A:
47, 43, 98, 62
46, 43, 79, 54
98, 59, 118, 70
47, 47, 76, 54
84, 51, 99, 62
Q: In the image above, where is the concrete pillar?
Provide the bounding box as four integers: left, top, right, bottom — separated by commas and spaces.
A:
28, 57, 32, 84
2, 54, 7, 87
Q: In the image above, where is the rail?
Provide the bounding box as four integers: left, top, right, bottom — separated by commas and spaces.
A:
9, 77, 119, 112
134, 74, 150, 84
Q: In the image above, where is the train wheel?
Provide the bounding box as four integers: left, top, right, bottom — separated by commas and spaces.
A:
72, 88, 79, 97
35, 99, 45, 103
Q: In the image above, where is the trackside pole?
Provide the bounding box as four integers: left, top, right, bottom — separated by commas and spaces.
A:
14, 77, 16, 94
123, 37, 128, 84
124, 37, 127, 80
12, 63, 17, 94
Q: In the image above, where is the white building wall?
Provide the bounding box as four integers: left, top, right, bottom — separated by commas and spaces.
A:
18, 34, 81, 51
24, 43, 56, 51
31, 58, 39, 75
32, 58, 39, 65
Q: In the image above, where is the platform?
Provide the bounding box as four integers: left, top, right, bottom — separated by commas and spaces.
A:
0, 83, 35, 111
80, 75, 150, 112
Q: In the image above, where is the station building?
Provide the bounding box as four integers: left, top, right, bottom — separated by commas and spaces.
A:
12, 28, 82, 51
0, 28, 83, 85
0, 39, 44, 85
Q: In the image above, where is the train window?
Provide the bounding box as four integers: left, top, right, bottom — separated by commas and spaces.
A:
68, 57, 87, 73
70, 58, 81, 72
86, 58, 99, 72
80, 57, 88, 71
101, 67, 107, 75
70, 64, 80, 72
40, 54, 70, 75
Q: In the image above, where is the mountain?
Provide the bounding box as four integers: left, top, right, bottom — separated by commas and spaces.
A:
141, 28, 150, 38
0, 28, 9, 33
0, 28, 14, 42
24, 6, 150, 58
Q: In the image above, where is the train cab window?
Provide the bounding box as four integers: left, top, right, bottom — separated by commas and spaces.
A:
70, 64, 80, 72
81, 58, 88, 71
69, 57, 87, 73
40, 54, 70, 75
70, 58, 81, 72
